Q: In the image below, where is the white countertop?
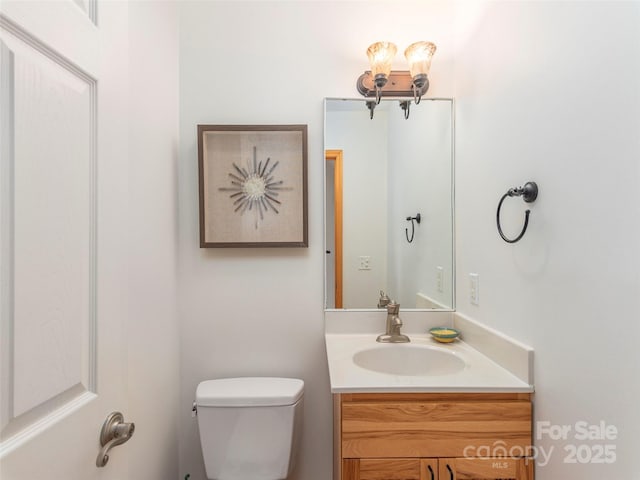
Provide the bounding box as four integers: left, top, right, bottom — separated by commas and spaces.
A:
325, 333, 534, 393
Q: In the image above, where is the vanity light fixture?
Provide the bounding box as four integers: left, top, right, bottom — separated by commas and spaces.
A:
357, 41, 437, 119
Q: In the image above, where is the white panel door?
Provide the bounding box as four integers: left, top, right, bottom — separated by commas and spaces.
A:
0, 1, 130, 478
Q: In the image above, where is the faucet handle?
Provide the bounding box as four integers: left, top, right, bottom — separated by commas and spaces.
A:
378, 291, 391, 308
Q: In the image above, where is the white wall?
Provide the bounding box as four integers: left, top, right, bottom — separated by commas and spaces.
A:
387, 100, 453, 308
178, 2, 455, 479
127, 2, 180, 479
453, 2, 640, 478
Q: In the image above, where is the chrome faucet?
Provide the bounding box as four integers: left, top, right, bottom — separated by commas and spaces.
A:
376, 301, 410, 343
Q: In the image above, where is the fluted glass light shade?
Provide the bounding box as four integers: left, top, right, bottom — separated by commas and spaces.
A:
404, 41, 437, 88
366, 41, 397, 88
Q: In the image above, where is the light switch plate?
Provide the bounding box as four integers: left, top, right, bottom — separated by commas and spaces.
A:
470, 273, 479, 305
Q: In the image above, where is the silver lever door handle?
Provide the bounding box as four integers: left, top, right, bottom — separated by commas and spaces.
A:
96, 412, 135, 467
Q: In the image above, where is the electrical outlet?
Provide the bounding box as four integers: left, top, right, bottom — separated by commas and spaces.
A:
469, 273, 479, 305
436, 266, 444, 292
358, 256, 371, 270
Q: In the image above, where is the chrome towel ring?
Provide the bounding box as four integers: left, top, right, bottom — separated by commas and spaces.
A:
496, 182, 538, 243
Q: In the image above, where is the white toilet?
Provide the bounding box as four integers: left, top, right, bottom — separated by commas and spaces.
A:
195, 377, 304, 480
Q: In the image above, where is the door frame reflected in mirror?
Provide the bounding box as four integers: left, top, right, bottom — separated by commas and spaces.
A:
325, 150, 343, 308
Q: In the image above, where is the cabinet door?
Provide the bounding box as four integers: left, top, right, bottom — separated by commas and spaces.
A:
344, 458, 439, 480
420, 459, 439, 480
438, 458, 534, 480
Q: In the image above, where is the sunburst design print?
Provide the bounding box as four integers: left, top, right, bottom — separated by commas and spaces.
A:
218, 146, 292, 229
198, 125, 307, 247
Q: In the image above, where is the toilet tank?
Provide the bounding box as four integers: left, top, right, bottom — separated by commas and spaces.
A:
195, 377, 304, 480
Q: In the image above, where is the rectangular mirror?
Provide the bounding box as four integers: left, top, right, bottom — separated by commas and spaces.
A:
324, 98, 454, 310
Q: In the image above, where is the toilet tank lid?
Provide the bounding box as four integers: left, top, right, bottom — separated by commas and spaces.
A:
196, 377, 304, 407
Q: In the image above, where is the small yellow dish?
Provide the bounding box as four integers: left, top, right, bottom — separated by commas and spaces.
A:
429, 327, 461, 343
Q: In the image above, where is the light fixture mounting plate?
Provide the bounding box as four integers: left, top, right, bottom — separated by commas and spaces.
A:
356, 70, 429, 98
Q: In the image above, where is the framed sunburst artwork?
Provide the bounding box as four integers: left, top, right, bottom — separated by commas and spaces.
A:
197, 124, 308, 247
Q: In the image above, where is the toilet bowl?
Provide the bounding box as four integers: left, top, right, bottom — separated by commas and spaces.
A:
195, 377, 304, 480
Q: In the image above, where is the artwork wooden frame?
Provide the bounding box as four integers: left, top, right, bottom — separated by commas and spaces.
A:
197, 124, 308, 248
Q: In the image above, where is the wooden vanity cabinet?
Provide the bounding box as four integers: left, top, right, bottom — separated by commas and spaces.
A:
334, 392, 534, 480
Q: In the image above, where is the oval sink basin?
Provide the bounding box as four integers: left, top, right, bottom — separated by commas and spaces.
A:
353, 344, 466, 376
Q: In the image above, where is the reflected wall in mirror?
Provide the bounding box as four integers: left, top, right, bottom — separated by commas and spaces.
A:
324, 98, 454, 310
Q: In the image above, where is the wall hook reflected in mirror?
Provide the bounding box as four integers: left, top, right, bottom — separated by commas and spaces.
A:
405, 213, 421, 243
496, 181, 538, 243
